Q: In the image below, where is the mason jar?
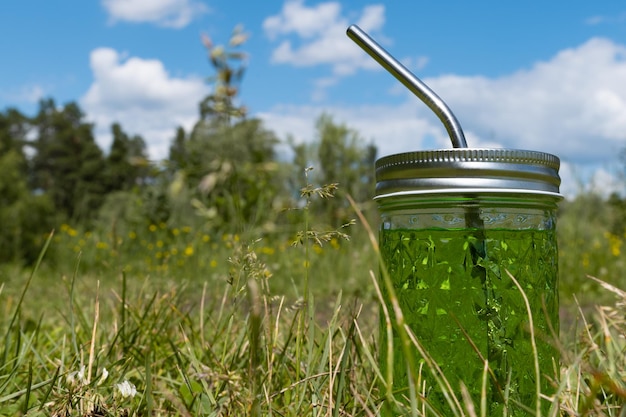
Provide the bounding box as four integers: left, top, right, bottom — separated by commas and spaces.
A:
376, 148, 561, 416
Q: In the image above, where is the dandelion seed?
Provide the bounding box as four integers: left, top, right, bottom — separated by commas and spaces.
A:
116, 380, 137, 398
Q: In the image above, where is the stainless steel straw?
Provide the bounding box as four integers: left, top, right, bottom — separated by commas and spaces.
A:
346, 24, 468, 149
348, 24, 486, 307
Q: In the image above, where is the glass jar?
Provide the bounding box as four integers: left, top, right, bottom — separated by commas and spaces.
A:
376, 149, 562, 416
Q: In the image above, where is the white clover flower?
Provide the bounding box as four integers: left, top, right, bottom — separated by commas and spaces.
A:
77, 365, 86, 383
98, 367, 108, 385
116, 380, 137, 398
67, 365, 87, 386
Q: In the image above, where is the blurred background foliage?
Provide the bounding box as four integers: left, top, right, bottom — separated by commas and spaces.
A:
0, 27, 377, 267
1, 26, 626, 312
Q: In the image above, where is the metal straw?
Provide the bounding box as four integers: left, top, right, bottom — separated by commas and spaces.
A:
346, 24, 468, 148
348, 24, 487, 310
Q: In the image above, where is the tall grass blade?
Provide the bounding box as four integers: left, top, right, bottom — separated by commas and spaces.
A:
21, 360, 33, 414
3, 231, 53, 367
506, 269, 542, 417
38, 366, 60, 411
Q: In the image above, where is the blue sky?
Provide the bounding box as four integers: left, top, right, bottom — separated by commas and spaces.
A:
3, 1, 626, 197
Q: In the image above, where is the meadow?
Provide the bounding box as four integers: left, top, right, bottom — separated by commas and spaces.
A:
1, 190, 626, 416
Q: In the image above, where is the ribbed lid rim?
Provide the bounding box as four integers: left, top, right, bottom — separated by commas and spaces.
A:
375, 148, 561, 198
376, 149, 560, 170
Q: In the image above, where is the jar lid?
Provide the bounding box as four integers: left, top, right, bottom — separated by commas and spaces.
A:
375, 148, 561, 199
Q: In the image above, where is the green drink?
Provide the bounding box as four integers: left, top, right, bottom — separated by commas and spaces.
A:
375, 149, 562, 416
380, 225, 559, 415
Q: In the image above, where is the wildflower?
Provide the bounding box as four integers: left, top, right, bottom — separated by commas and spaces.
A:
149, 224, 157, 232
98, 368, 109, 385
582, 253, 590, 268
116, 380, 137, 398
260, 246, 275, 255
77, 365, 86, 383
184, 246, 194, 257
67, 365, 87, 386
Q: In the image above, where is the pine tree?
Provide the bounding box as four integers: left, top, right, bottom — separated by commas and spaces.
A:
105, 122, 149, 192
31, 99, 107, 222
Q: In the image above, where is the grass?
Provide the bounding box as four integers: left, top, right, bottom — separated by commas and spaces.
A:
2, 193, 626, 415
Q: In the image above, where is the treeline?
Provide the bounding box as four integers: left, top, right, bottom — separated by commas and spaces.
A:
0, 29, 377, 265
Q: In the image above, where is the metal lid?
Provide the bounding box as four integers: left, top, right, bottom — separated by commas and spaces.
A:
375, 148, 561, 199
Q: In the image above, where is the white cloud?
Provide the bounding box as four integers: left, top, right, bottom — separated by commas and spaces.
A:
264, 1, 385, 74
585, 12, 626, 26
264, 1, 343, 40
1, 84, 45, 104
263, 1, 422, 99
422, 37, 626, 162
256, 37, 626, 197
81, 47, 209, 159
101, 0, 208, 28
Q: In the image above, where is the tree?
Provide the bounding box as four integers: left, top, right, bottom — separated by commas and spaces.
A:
105, 123, 149, 192
0, 108, 30, 158
31, 99, 107, 222
0, 107, 30, 185
168, 126, 188, 172
0, 149, 54, 263
164, 26, 285, 231
187, 117, 281, 226
292, 114, 377, 227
